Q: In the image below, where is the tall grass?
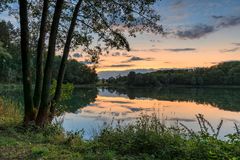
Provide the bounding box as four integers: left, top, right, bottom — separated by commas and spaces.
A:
84, 113, 240, 159
0, 97, 22, 126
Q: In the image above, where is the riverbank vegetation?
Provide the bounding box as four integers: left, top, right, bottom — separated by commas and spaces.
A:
105, 61, 240, 87
1, 97, 240, 159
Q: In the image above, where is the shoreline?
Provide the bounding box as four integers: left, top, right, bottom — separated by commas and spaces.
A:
75, 84, 240, 89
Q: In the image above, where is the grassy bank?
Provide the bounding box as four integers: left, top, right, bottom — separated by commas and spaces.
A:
0, 97, 240, 160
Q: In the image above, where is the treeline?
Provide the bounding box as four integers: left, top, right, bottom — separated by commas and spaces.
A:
0, 20, 97, 85
53, 56, 98, 84
105, 61, 240, 86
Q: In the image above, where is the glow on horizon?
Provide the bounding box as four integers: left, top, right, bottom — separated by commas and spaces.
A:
69, 0, 240, 72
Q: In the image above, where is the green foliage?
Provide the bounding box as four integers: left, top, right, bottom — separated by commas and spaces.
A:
53, 56, 98, 85
107, 61, 240, 87
60, 87, 98, 112
50, 79, 74, 102
31, 146, 50, 157
87, 114, 240, 160
0, 20, 16, 47
0, 41, 11, 58
0, 20, 22, 83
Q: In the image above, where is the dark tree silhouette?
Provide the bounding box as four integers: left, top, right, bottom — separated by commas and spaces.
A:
52, 0, 83, 113
36, 0, 64, 126
33, 0, 49, 109
18, 0, 35, 125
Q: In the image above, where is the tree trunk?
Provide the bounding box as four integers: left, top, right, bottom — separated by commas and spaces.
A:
51, 0, 82, 115
18, 0, 35, 125
36, 0, 64, 127
33, 0, 49, 109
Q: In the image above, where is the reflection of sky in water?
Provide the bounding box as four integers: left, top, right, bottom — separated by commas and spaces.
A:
98, 88, 128, 98
57, 89, 240, 140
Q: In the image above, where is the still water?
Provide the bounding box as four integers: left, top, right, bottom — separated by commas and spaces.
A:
58, 87, 240, 139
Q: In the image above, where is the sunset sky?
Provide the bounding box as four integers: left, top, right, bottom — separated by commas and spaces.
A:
74, 0, 240, 72
1, 0, 240, 72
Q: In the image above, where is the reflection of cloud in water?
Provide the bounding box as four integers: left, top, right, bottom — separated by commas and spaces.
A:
83, 110, 96, 114
120, 105, 144, 112
75, 109, 82, 114
87, 103, 97, 107
167, 117, 196, 122
98, 89, 128, 98
79, 114, 137, 122
104, 100, 133, 104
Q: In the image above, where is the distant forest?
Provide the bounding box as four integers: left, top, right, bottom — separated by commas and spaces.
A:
105, 61, 240, 86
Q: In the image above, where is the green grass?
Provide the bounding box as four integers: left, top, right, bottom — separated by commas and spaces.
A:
0, 97, 22, 126
0, 97, 240, 159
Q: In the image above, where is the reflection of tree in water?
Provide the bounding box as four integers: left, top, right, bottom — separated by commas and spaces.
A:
61, 87, 98, 112
102, 87, 240, 112
2, 86, 240, 112
0, 86, 99, 113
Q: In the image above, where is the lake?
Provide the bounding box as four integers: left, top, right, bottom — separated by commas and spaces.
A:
1, 85, 240, 139
57, 87, 240, 139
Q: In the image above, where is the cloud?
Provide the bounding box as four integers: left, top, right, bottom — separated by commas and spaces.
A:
212, 15, 224, 19
105, 64, 135, 68
165, 48, 196, 52
176, 24, 215, 39
124, 56, 154, 62
171, 0, 186, 10
111, 52, 131, 57
72, 53, 82, 58
131, 48, 161, 52
217, 16, 240, 28
111, 52, 121, 56
150, 39, 161, 43
149, 48, 162, 52
220, 47, 239, 53
232, 43, 240, 46
174, 16, 240, 40
122, 52, 131, 57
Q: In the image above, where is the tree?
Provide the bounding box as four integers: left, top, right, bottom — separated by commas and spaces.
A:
0, 42, 12, 80
53, 0, 83, 110
33, 0, 49, 109
18, 0, 35, 124
0, 20, 15, 48
35, 0, 65, 126
0, 20, 21, 83
14, 0, 164, 126
127, 71, 136, 86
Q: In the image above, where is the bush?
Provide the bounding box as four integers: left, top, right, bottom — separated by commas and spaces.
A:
85, 114, 240, 160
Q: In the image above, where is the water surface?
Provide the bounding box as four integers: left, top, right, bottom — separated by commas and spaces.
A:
59, 87, 240, 139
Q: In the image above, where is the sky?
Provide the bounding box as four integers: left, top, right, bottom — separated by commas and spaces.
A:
74, 0, 240, 72
1, 0, 240, 73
